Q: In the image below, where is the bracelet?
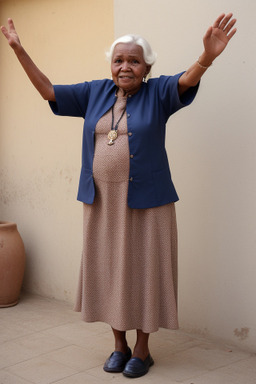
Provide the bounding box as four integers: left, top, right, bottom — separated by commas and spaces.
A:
197, 58, 212, 69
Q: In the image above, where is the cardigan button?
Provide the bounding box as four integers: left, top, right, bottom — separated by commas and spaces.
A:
129, 177, 133, 182
130, 154, 134, 158
127, 113, 131, 118
128, 132, 132, 136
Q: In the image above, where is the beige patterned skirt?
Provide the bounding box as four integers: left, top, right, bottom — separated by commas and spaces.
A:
74, 93, 178, 333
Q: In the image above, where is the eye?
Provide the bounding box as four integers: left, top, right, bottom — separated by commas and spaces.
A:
114, 58, 122, 64
132, 59, 139, 64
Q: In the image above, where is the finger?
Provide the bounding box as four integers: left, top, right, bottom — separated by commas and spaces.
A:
0, 25, 10, 39
219, 13, 234, 30
227, 27, 237, 41
8, 18, 16, 33
223, 18, 237, 34
212, 13, 225, 28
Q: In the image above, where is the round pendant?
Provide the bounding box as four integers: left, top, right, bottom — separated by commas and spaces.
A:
108, 130, 118, 141
107, 130, 118, 145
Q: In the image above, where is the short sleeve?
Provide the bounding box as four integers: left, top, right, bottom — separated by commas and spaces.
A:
49, 82, 91, 118
158, 73, 199, 118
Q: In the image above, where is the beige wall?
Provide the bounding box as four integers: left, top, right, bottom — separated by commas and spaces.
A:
0, 0, 114, 301
114, 0, 256, 351
1, 0, 256, 353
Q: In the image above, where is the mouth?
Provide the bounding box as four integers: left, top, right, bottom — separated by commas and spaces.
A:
119, 75, 133, 79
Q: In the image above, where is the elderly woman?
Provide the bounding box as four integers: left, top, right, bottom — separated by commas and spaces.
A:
1, 13, 236, 378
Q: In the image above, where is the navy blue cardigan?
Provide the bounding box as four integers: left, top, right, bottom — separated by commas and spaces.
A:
49, 74, 198, 208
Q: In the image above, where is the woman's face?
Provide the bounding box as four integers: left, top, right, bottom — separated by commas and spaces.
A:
111, 42, 151, 95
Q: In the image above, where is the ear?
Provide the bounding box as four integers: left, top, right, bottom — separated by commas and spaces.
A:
145, 65, 151, 76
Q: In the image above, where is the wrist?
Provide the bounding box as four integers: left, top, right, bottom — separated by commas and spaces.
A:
198, 51, 215, 67
13, 44, 24, 55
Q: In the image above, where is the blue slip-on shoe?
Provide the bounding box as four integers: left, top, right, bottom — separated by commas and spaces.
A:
103, 347, 132, 373
123, 354, 154, 378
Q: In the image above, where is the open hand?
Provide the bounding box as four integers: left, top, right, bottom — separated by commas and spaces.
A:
1, 18, 21, 49
203, 13, 237, 62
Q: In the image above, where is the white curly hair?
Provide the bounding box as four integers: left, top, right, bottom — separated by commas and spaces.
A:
106, 34, 157, 66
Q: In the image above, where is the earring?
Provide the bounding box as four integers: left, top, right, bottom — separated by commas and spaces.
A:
143, 76, 147, 83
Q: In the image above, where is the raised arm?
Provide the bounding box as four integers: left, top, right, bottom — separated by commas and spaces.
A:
178, 13, 237, 95
1, 18, 56, 101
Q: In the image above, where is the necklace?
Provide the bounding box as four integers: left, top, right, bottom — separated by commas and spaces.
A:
107, 103, 126, 145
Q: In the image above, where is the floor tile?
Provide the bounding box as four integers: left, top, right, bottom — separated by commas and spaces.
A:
42, 321, 110, 348
86, 363, 177, 384
150, 354, 209, 382
181, 357, 256, 384
45, 344, 105, 371
215, 355, 256, 384
5, 356, 78, 384
0, 295, 79, 332
13, 332, 70, 355
0, 333, 70, 369
1, 293, 254, 384
83, 365, 123, 382
0, 339, 38, 369
164, 344, 250, 371
0, 322, 34, 344
52, 371, 107, 384
0, 370, 32, 384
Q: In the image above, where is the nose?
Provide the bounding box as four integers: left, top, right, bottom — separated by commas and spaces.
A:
121, 61, 130, 71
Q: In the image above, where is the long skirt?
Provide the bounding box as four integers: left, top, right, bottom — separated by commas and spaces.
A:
74, 92, 178, 333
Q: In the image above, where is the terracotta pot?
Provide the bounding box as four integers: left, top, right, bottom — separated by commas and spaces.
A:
0, 221, 26, 307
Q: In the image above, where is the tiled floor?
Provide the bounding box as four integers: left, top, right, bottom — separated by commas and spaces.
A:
0, 294, 255, 384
